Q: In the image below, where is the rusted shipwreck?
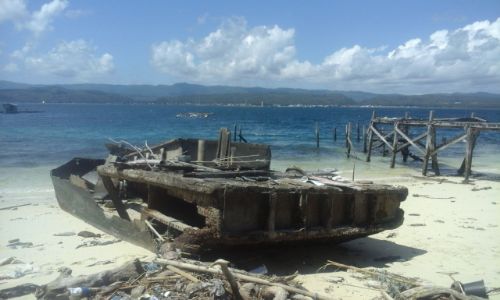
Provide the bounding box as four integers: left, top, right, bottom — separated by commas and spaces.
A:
51, 129, 408, 252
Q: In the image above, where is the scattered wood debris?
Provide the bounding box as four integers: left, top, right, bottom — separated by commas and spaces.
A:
31, 257, 333, 300
471, 186, 492, 192
320, 260, 492, 299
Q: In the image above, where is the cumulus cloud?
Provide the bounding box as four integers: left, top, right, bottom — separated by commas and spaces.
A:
0, 0, 27, 25
151, 17, 500, 92
19, 39, 114, 79
152, 18, 296, 82
0, 0, 67, 35
25, 0, 68, 35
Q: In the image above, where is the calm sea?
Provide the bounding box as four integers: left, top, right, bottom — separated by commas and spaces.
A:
1, 103, 499, 180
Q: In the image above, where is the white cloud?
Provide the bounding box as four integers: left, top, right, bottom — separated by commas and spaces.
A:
151, 17, 500, 92
19, 39, 114, 79
0, 0, 67, 35
25, 0, 68, 35
152, 18, 296, 82
0, 0, 27, 24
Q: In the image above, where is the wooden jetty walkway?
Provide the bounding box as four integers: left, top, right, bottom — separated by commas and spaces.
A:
363, 111, 500, 181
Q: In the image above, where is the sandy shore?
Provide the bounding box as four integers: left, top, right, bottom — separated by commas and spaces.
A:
1, 167, 499, 299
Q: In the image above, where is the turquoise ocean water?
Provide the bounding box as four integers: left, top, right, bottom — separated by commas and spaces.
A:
1, 104, 499, 188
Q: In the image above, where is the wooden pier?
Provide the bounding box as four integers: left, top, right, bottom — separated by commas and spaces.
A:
364, 111, 500, 181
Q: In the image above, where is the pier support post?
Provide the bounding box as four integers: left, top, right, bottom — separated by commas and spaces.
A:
366, 111, 376, 162
346, 122, 352, 158
333, 127, 337, 142
459, 127, 479, 181
356, 122, 360, 142
390, 122, 399, 168
363, 126, 367, 153
423, 111, 433, 175
233, 124, 238, 142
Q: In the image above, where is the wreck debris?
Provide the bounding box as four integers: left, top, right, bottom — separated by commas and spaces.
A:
51, 129, 407, 254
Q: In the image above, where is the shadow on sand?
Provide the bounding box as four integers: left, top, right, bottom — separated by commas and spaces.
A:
202, 237, 427, 275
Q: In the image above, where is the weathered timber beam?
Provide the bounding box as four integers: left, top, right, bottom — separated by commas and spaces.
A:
369, 125, 394, 150
268, 191, 277, 238
141, 207, 198, 232
464, 127, 478, 182
390, 123, 399, 168
431, 132, 467, 156
394, 127, 427, 155
299, 192, 308, 229
366, 124, 374, 162
422, 111, 437, 176
101, 176, 131, 221
98, 165, 217, 196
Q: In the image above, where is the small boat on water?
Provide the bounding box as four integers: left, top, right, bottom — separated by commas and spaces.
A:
176, 112, 213, 118
51, 129, 407, 253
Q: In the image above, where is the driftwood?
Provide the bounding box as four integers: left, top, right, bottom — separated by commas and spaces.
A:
212, 259, 243, 300
0, 203, 30, 210
155, 258, 334, 300
397, 286, 471, 300
322, 260, 419, 287
144, 219, 165, 242
35, 259, 144, 299
0, 283, 39, 298
166, 265, 199, 282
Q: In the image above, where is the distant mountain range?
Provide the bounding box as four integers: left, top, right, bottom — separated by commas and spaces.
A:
0, 80, 499, 108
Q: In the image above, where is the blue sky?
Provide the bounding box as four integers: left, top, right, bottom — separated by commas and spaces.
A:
1, 0, 500, 93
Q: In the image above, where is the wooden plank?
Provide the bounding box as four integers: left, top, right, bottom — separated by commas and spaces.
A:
299, 192, 308, 230
141, 207, 197, 232
431, 132, 467, 156
370, 125, 394, 150
464, 127, 476, 181
366, 125, 374, 162
422, 111, 434, 176
101, 176, 131, 221
430, 126, 440, 175
353, 193, 367, 225
390, 123, 399, 168
268, 191, 277, 237
394, 127, 427, 155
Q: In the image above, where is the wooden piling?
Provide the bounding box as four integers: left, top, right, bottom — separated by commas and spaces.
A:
233, 124, 237, 142
356, 122, 360, 142
333, 127, 337, 142
390, 122, 398, 168
422, 111, 440, 175
197, 140, 205, 162
422, 111, 433, 175
366, 111, 376, 162
346, 122, 352, 158
363, 126, 367, 153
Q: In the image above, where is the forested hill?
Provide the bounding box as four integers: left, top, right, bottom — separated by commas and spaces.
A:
1, 81, 499, 108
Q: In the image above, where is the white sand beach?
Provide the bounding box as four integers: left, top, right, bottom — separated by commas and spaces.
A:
1, 165, 499, 299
